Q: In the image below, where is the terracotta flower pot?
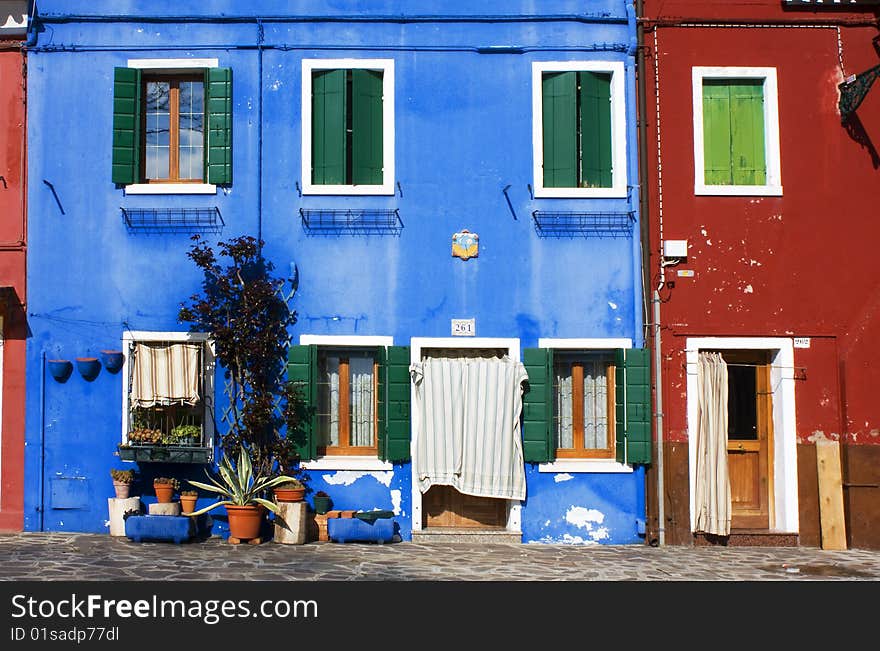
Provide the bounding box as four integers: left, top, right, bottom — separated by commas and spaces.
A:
180, 495, 198, 514
226, 504, 265, 540
273, 487, 306, 503
154, 483, 174, 503
113, 481, 131, 500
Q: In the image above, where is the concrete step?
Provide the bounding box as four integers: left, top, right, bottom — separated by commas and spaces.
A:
411, 528, 522, 544
694, 529, 799, 547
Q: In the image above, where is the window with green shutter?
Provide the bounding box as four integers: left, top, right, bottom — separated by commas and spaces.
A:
111, 65, 232, 186
523, 346, 651, 465
311, 68, 385, 187
540, 70, 613, 189
287, 343, 411, 462
702, 79, 766, 186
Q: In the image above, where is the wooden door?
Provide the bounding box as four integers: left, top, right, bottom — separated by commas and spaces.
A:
723, 351, 773, 529
422, 485, 507, 529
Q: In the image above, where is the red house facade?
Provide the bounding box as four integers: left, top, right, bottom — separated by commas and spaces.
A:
640, 0, 880, 548
0, 1, 28, 532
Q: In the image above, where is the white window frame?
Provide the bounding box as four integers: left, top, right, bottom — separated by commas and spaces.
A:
120, 331, 215, 450
692, 66, 782, 196
685, 337, 798, 533
301, 58, 396, 196
536, 338, 634, 474
298, 334, 394, 471
531, 60, 628, 199
122, 58, 219, 195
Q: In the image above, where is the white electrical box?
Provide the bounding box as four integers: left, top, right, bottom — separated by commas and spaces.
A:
663, 239, 688, 258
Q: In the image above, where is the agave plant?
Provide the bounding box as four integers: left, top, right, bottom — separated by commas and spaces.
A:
185, 445, 299, 517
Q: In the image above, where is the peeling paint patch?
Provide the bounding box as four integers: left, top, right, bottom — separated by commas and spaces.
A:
544, 520, 551, 527
554, 473, 574, 483
743, 285, 753, 293
807, 430, 840, 443
390, 489, 402, 515
608, 301, 618, 310
870, 429, 879, 438
565, 506, 604, 529
531, 534, 599, 545
322, 470, 394, 487
590, 527, 610, 541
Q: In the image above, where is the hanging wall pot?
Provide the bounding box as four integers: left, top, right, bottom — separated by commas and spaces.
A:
76, 357, 101, 381
100, 350, 125, 374
47, 359, 73, 382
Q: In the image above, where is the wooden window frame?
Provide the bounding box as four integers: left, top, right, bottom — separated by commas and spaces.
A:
141, 73, 205, 184
317, 350, 379, 456
555, 356, 616, 459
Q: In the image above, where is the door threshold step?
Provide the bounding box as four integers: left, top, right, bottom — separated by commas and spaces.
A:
693, 530, 799, 547
411, 528, 522, 544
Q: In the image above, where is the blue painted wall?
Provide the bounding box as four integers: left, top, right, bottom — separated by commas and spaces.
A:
25, 1, 644, 543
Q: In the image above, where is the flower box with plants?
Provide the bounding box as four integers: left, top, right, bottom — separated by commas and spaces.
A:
110, 468, 136, 499
166, 424, 202, 448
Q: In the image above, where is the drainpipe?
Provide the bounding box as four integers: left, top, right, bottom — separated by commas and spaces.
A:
636, 0, 664, 546
39, 351, 46, 531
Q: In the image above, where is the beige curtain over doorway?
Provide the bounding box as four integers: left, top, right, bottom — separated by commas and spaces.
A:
694, 351, 731, 536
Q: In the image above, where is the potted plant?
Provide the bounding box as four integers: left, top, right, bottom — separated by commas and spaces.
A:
185, 445, 300, 540
110, 468, 135, 499
273, 479, 306, 503
164, 424, 201, 447
313, 490, 332, 514
153, 477, 179, 503
128, 427, 163, 446
179, 490, 199, 514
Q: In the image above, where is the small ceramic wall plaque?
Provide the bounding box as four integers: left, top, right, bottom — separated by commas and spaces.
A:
452, 230, 479, 260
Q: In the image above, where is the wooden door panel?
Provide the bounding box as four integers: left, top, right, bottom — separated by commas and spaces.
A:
423, 485, 506, 529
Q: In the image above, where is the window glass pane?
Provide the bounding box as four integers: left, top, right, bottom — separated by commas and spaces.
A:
582, 360, 608, 449
554, 362, 574, 449
177, 81, 204, 181
145, 81, 170, 180
318, 355, 340, 447
349, 355, 374, 447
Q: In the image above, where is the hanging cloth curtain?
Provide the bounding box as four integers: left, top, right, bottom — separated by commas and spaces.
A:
130, 342, 201, 407
694, 351, 731, 536
410, 356, 528, 501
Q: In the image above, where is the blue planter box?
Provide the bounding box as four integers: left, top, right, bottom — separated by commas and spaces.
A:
125, 515, 194, 544
327, 517, 394, 544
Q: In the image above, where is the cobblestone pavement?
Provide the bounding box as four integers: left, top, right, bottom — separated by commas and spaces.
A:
1, 532, 879, 581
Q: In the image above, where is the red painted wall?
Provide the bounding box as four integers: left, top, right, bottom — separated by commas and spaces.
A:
0, 43, 26, 531
642, 1, 880, 447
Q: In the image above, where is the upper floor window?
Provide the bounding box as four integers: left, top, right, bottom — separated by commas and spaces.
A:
532, 61, 627, 198
112, 59, 232, 194
301, 59, 395, 195
692, 67, 782, 196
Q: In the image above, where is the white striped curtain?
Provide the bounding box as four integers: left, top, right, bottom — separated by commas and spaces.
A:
130, 342, 201, 407
410, 356, 528, 501
694, 351, 731, 536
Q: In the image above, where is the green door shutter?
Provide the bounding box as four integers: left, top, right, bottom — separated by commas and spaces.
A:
579, 71, 613, 188
542, 71, 578, 188
522, 348, 555, 463
112, 67, 142, 185
206, 67, 233, 185
312, 69, 347, 185
615, 348, 652, 465
351, 69, 384, 185
378, 346, 411, 462
287, 344, 318, 461
730, 80, 766, 185
702, 80, 733, 185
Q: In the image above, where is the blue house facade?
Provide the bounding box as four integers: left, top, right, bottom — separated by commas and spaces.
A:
25, 1, 648, 544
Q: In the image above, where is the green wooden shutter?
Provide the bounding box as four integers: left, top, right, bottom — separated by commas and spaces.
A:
351, 69, 384, 185
702, 80, 733, 185
522, 348, 555, 463
615, 348, 652, 465
112, 67, 142, 185
206, 67, 233, 185
579, 71, 613, 188
312, 69, 347, 185
287, 344, 318, 461
730, 80, 766, 185
542, 71, 578, 188
377, 346, 411, 462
